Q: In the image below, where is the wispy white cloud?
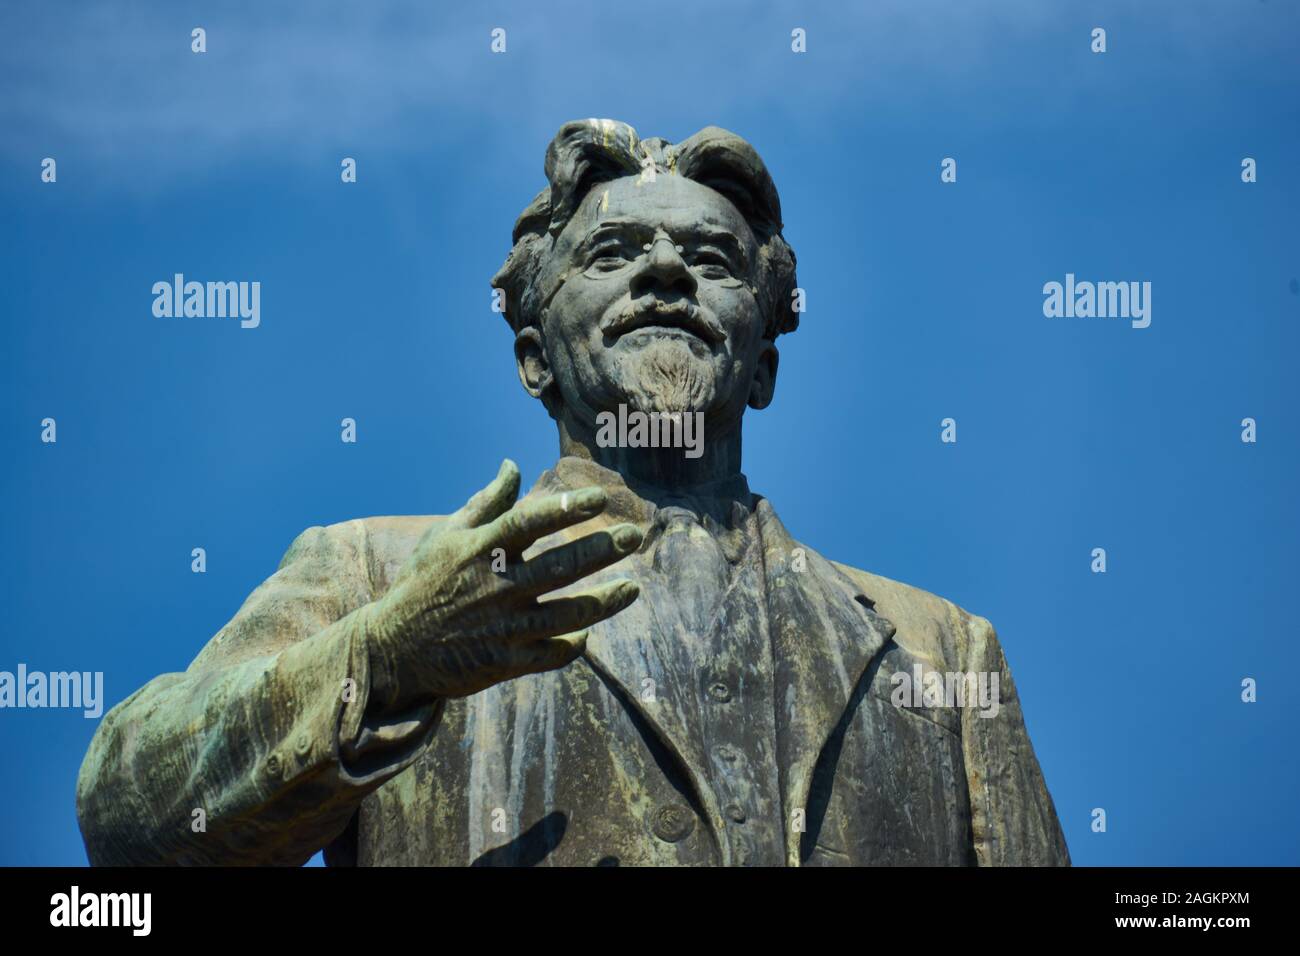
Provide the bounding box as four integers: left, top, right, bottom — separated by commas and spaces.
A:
2, 0, 1293, 183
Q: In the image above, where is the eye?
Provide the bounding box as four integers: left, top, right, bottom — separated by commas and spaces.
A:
689, 251, 736, 279
587, 242, 634, 271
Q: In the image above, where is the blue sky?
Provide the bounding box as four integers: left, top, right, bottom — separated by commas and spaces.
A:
2, 0, 1297, 866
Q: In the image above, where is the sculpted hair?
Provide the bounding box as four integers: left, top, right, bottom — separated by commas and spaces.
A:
491, 118, 799, 341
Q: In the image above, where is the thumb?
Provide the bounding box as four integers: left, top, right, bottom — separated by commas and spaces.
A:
458, 459, 522, 528
530, 630, 589, 670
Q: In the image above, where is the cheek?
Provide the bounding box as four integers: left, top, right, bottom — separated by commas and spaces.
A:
542, 293, 610, 378
556, 279, 625, 332
707, 286, 764, 344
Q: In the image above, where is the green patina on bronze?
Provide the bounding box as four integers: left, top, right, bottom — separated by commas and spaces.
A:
77, 120, 1069, 867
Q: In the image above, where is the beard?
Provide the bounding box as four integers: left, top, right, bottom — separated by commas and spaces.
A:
612, 335, 716, 415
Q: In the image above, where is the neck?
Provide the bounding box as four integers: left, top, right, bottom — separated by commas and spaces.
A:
556, 408, 744, 493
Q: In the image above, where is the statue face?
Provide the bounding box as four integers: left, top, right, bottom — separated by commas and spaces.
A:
530, 174, 776, 432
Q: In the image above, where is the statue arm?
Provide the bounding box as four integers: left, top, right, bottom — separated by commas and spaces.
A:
75, 520, 440, 866
958, 615, 1071, 866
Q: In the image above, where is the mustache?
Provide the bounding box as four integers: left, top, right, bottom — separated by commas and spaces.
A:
599, 295, 726, 345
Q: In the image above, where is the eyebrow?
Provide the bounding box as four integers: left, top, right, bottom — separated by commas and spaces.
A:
581, 219, 747, 262
687, 228, 745, 260
580, 219, 652, 246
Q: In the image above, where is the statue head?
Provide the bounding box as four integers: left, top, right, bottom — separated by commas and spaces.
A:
492, 119, 798, 475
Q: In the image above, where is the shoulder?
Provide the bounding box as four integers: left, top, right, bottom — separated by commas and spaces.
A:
279, 515, 450, 587
828, 559, 999, 669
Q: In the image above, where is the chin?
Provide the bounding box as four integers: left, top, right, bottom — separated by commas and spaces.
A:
611, 337, 719, 415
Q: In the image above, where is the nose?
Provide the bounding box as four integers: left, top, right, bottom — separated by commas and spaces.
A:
630, 232, 697, 299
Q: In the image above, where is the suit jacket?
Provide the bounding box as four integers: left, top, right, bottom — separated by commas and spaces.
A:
76, 458, 1070, 867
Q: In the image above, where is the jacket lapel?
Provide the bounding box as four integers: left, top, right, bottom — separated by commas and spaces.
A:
756, 500, 897, 866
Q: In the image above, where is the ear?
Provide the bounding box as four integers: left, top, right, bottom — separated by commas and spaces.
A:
514, 326, 554, 400
747, 341, 779, 410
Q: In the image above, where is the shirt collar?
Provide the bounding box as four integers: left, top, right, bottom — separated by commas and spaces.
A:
541, 456, 755, 554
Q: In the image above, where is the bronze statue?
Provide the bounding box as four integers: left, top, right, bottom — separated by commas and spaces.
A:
77, 119, 1069, 866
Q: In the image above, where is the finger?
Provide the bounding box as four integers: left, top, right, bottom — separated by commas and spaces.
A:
483, 486, 608, 555
508, 523, 643, 597
514, 630, 589, 674
526, 579, 640, 636
457, 459, 521, 528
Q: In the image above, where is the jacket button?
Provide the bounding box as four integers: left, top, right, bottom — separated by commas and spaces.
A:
708, 681, 732, 702
651, 804, 696, 843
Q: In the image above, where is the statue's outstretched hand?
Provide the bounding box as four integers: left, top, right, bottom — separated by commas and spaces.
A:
362, 459, 641, 711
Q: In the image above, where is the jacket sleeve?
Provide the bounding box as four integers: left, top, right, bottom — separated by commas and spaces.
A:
75, 520, 440, 866
959, 615, 1071, 866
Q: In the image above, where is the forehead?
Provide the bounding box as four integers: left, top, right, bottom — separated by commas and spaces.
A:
564, 174, 756, 246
